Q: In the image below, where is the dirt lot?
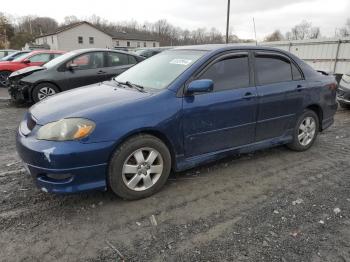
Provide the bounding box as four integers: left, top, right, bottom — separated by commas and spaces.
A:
0, 100, 349, 262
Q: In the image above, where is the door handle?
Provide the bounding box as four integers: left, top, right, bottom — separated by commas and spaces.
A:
296, 84, 305, 91
97, 70, 106, 74
242, 92, 256, 99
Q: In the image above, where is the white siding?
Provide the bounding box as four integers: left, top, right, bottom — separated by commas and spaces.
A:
113, 39, 159, 48
56, 23, 112, 51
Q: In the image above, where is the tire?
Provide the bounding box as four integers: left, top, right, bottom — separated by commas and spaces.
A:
287, 109, 319, 151
0, 71, 12, 87
108, 134, 171, 200
338, 101, 350, 109
32, 83, 59, 103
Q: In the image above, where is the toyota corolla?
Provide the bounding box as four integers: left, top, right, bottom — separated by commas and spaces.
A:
16, 45, 338, 200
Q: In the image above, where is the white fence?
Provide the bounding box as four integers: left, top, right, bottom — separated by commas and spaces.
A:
260, 38, 350, 75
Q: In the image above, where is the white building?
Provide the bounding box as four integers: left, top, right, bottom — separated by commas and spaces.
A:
34, 21, 160, 51
112, 32, 159, 49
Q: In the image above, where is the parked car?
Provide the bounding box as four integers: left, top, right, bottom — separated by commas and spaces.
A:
0, 50, 31, 62
16, 45, 338, 199
8, 49, 145, 103
337, 72, 350, 109
134, 47, 172, 58
0, 50, 64, 87
0, 49, 17, 59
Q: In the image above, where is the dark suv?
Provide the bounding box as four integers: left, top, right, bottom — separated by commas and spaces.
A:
8, 49, 144, 103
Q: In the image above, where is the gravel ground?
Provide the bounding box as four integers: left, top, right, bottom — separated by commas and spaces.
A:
0, 100, 349, 262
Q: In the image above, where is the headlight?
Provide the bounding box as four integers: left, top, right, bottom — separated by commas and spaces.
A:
37, 118, 95, 141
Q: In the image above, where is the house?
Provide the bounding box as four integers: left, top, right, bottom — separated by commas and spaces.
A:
35, 21, 113, 51
34, 21, 160, 51
112, 32, 159, 49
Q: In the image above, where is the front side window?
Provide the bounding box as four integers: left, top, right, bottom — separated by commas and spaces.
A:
89, 37, 94, 44
199, 55, 250, 91
67, 52, 104, 70
78, 36, 83, 44
292, 62, 303, 80
115, 50, 206, 90
28, 53, 52, 63
128, 55, 138, 65
255, 54, 293, 85
106, 52, 129, 67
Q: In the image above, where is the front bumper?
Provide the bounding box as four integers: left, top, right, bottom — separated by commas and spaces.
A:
7, 80, 31, 102
337, 88, 350, 104
16, 129, 116, 194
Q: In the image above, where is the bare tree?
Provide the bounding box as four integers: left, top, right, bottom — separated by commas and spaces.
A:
264, 30, 284, 42
286, 20, 321, 40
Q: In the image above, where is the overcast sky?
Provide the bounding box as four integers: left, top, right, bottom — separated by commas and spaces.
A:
3, 0, 350, 39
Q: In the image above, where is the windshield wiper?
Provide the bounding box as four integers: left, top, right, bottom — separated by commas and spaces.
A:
114, 79, 146, 93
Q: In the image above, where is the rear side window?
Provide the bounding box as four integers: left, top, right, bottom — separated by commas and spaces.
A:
255, 54, 292, 85
107, 52, 129, 67
199, 55, 250, 92
292, 62, 303, 80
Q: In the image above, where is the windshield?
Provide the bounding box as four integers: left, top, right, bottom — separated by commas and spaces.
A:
43, 51, 79, 68
12, 52, 31, 62
115, 50, 206, 90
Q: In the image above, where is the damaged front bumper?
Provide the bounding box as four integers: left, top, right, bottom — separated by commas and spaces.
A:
7, 79, 32, 102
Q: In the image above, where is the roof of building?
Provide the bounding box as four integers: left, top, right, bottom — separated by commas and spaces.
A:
35, 21, 112, 39
111, 31, 158, 42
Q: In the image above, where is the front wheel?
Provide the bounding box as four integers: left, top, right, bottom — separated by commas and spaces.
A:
108, 134, 171, 200
0, 71, 12, 87
32, 83, 59, 103
287, 110, 319, 151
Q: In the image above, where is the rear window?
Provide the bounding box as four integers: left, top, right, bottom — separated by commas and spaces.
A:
255, 55, 292, 85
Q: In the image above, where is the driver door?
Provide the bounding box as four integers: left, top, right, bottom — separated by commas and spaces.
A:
182, 52, 258, 157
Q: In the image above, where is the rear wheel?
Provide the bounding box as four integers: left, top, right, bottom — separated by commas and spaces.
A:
108, 134, 171, 200
32, 83, 59, 103
0, 71, 12, 87
287, 110, 319, 151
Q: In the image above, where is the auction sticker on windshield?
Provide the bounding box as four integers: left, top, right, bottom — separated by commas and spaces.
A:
170, 59, 193, 65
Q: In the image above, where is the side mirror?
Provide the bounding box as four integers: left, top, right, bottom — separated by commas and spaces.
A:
186, 79, 214, 94
67, 63, 78, 71
23, 59, 30, 64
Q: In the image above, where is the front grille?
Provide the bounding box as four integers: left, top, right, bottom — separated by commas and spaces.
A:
27, 115, 36, 131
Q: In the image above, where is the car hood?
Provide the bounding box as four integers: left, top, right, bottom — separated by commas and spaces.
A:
30, 82, 152, 125
9, 66, 45, 78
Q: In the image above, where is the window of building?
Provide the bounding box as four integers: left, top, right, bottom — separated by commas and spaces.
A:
89, 37, 94, 44
51, 36, 54, 44
116, 40, 120, 46
153, 42, 156, 47
78, 36, 83, 44
137, 42, 141, 48
127, 41, 131, 47
144, 42, 147, 47
198, 55, 250, 92
255, 54, 293, 85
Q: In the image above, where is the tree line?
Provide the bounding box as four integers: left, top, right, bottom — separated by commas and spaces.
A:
0, 12, 350, 49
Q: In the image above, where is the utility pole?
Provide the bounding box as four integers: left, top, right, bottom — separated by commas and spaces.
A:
253, 17, 257, 46
226, 0, 230, 44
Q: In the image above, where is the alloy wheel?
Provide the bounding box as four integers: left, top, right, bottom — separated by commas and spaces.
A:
298, 116, 316, 146
37, 87, 57, 100
122, 147, 164, 192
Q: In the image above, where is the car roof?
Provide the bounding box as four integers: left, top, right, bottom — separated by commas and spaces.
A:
172, 44, 288, 53
26, 50, 65, 55
68, 48, 143, 57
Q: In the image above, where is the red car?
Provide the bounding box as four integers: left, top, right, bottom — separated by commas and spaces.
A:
0, 50, 64, 87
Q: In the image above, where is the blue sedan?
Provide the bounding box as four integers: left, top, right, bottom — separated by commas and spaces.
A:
16, 45, 338, 199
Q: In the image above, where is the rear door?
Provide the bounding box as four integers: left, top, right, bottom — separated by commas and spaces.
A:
254, 52, 306, 141
104, 52, 137, 80
182, 52, 258, 157
63, 51, 108, 90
